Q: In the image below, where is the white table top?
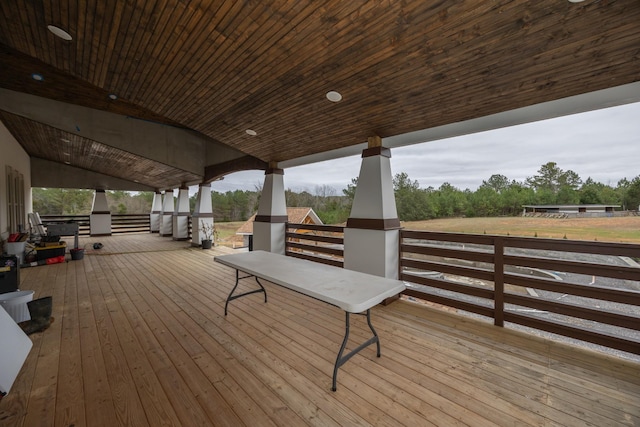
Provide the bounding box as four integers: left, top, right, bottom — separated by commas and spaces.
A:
214, 251, 406, 313
0, 304, 33, 394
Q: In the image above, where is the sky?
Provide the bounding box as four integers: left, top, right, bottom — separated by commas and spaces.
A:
207, 102, 640, 195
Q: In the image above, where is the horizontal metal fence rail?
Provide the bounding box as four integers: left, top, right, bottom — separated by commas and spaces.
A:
285, 223, 344, 268
400, 230, 640, 356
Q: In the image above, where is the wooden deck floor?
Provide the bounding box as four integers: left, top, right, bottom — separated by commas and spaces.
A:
1, 233, 639, 426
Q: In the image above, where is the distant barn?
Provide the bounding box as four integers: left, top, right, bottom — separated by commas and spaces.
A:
522, 204, 620, 218
235, 207, 322, 248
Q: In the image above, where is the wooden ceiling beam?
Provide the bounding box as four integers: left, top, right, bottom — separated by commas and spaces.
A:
203, 156, 267, 184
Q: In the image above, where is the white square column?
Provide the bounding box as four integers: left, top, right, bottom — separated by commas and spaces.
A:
149, 191, 162, 233
90, 189, 112, 236
160, 189, 174, 237
172, 186, 191, 240
191, 183, 214, 246
253, 166, 287, 254
344, 139, 400, 279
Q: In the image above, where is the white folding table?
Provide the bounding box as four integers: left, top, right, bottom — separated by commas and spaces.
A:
0, 304, 33, 397
214, 250, 406, 391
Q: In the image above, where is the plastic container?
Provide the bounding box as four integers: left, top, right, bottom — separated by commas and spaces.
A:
5, 241, 26, 265
0, 256, 19, 294
35, 242, 67, 261
70, 248, 84, 260
0, 290, 35, 322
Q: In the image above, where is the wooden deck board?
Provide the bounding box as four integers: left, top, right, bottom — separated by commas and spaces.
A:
230, 293, 463, 426
124, 260, 305, 427
78, 260, 124, 427
142, 256, 359, 427
55, 261, 86, 427
89, 257, 184, 427
116, 256, 265, 427
380, 306, 616, 426
379, 307, 569, 421
83, 255, 161, 427
1, 233, 639, 427
97, 257, 225, 427
23, 261, 66, 427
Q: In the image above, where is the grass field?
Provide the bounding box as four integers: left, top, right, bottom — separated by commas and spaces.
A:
213, 216, 640, 246
402, 216, 640, 243
214, 221, 246, 247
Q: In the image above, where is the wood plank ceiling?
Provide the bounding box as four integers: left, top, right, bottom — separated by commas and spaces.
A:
0, 0, 639, 190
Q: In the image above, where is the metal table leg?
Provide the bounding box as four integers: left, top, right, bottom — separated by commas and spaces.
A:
331, 309, 380, 391
224, 269, 268, 315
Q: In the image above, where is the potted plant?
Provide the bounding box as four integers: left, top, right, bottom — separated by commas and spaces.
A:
200, 220, 217, 249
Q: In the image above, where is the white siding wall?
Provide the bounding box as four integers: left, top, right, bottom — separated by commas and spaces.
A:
0, 121, 31, 240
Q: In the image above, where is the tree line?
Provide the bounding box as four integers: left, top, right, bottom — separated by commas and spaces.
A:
32, 189, 154, 217
390, 162, 640, 221
32, 162, 640, 224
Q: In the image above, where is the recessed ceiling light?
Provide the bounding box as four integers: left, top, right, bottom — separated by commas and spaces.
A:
47, 25, 73, 41
31, 73, 44, 81
245, 129, 257, 136
108, 93, 118, 100
568, 0, 585, 2
326, 91, 343, 102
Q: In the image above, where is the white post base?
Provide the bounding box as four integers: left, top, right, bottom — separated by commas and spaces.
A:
344, 228, 400, 279
253, 222, 286, 254
90, 213, 112, 236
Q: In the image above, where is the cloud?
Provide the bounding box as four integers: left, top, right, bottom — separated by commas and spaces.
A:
211, 102, 640, 194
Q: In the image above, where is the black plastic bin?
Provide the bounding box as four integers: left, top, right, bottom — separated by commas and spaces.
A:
35, 243, 66, 261
0, 255, 19, 294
